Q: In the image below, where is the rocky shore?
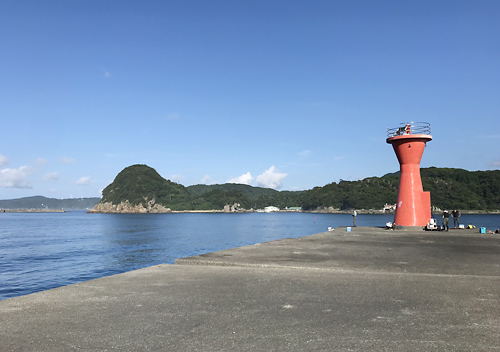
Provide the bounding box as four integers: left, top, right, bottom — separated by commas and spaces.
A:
87, 201, 171, 214
87, 203, 500, 215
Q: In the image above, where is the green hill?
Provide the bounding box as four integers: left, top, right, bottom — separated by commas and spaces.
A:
187, 183, 278, 198
300, 168, 500, 211
186, 183, 303, 210
100, 164, 192, 211
0, 196, 100, 210
98, 165, 304, 211
420, 167, 500, 210
300, 176, 399, 210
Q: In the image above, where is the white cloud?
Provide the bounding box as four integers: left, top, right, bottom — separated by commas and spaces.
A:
101, 67, 111, 78
227, 172, 254, 185
36, 157, 48, 165
60, 156, 76, 164
0, 166, 34, 189
0, 155, 9, 167
44, 172, 59, 181
166, 113, 179, 120
298, 150, 312, 157
492, 160, 500, 167
170, 174, 183, 183
76, 176, 91, 186
256, 166, 287, 189
201, 175, 212, 184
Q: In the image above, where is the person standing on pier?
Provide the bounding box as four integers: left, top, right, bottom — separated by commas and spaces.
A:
352, 209, 357, 227
451, 209, 461, 228
442, 209, 450, 231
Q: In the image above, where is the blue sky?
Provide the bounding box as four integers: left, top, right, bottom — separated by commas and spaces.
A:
1, 0, 499, 199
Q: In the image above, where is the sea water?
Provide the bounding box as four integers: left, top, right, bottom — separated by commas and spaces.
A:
1, 211, 499, 301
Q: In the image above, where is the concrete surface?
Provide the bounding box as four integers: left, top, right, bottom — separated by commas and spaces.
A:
1, 227, 499, 351
177, 227, 500, 276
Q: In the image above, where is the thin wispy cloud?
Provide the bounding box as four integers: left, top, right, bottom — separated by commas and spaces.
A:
0, 154, 8, 167
60, 157, 76, 164
166, 113, 179, 121
105, 153, 120, 158
287, 161, 320, 167
44, 172, 59, 181
36, 157, 48, 165
76, 176, 91, 186
102, 68, 111, 78
298, 150, 312, 157
492, 160, 500, 167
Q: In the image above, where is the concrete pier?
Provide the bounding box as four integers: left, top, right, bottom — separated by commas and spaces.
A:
1, 227, 499, 351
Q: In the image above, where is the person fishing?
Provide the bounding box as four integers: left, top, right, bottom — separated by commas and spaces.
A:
442, 209, 450, 231
451, 209, 461, 228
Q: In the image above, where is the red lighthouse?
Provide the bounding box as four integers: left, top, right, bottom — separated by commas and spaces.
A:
386, 122, 432, 227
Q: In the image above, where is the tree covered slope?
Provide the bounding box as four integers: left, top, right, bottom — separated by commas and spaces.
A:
14, 164, 495, 212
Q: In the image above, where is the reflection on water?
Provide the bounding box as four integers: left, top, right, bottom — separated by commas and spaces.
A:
1, 211, 499, 300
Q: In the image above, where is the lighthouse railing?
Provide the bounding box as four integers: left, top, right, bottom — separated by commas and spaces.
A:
387, 122, 431, 137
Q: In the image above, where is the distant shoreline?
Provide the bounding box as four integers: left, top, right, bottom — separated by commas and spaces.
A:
3, 208, 499, 215
1, 209, 67, 213
89, 209, 499, 215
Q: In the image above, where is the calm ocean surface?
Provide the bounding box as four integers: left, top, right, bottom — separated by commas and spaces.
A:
1, 211, 499, 301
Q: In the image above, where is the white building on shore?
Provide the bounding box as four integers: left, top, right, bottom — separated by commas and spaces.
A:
264, 206, 280, 213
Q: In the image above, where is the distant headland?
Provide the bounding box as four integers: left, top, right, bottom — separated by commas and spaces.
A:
0, 196, 101, 212
1, 208, 66, 213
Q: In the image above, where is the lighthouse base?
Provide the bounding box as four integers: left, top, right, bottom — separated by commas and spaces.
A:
394, 191, 432, 227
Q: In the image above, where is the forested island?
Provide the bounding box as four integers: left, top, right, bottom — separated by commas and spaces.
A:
2, 165, 499, 213
88, 164, 500, 213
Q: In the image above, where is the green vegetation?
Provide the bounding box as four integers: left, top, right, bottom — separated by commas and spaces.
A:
299, 168, 500, 211
420, 167, 500, 210
300, 177, 399, 210
101, 164, 192, 211
99, 165, 304, 211
186, 184, 303, 210
4, 165, 498, 212
0, 196, 100, 210
190, 189, 252, 210
98, 165, 499, 211
186, 183, 277, 198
